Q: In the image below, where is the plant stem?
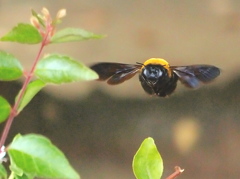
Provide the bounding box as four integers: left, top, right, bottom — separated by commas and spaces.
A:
165, 166, 184, 179
0, 34, 48, 149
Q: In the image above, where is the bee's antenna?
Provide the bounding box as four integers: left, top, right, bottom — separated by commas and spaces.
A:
136, 62, 144, 66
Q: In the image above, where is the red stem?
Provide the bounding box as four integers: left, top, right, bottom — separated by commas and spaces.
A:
0, 32, 49, 149
165, 166, 184, 179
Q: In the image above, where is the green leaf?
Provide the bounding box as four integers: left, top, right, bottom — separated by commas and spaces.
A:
0, 96, 11, 123
9, 162, 24, 177
0, 164, 7, 179
0, 51, 23, 81
31, 9, 45, 27
0, 23, 42, 44
16, 80, 46, 113
51, 28, 105, 43
9, 169, 33, 179
13, 173, 33, 179
8, 134, 80, 179
133, 137, 163, 179
35, 54, 98, 84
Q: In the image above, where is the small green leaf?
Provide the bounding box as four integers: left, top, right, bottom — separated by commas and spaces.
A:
9, 167, 34, 179
8, 134, 80, 179
13, 173, 33, 179
16, 80, 46, 113
31, 9, 45, 27
9, 162, 24, 177
35, 54, 98, 84
0, 96, 11, 123
0, 23, 42, 44
51, 28, 105, 43
133, 137, 163, 179
0, 51, 23, 81
0, 164, 7, 179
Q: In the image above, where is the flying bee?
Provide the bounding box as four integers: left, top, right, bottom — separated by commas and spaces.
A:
90, 58, 220, 97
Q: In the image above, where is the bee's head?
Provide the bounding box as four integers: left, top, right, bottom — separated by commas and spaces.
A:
141, 65, 168, 84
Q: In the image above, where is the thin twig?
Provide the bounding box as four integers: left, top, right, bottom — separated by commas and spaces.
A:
165, 166, 184, 179
0, 28, 50, 149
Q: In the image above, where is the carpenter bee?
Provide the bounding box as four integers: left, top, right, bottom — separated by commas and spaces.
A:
90, 58, 220, 97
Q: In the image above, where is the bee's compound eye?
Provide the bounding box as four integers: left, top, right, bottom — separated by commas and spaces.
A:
143, 66, 162, 79
142, 68, 149, 77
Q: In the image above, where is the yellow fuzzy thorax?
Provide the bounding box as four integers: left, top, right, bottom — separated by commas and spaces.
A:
142, 58, 172, 77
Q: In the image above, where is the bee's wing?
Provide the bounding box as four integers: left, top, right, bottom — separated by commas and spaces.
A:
90, 62, 141, 85
172, 65, 220, 88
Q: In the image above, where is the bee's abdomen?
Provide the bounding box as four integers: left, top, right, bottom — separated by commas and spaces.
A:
155, 73, 178, 97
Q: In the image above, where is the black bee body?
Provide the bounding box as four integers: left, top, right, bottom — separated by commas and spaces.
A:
139, 64, 178, 97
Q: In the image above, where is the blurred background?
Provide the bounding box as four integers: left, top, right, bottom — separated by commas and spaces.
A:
1, 0, 240, 178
